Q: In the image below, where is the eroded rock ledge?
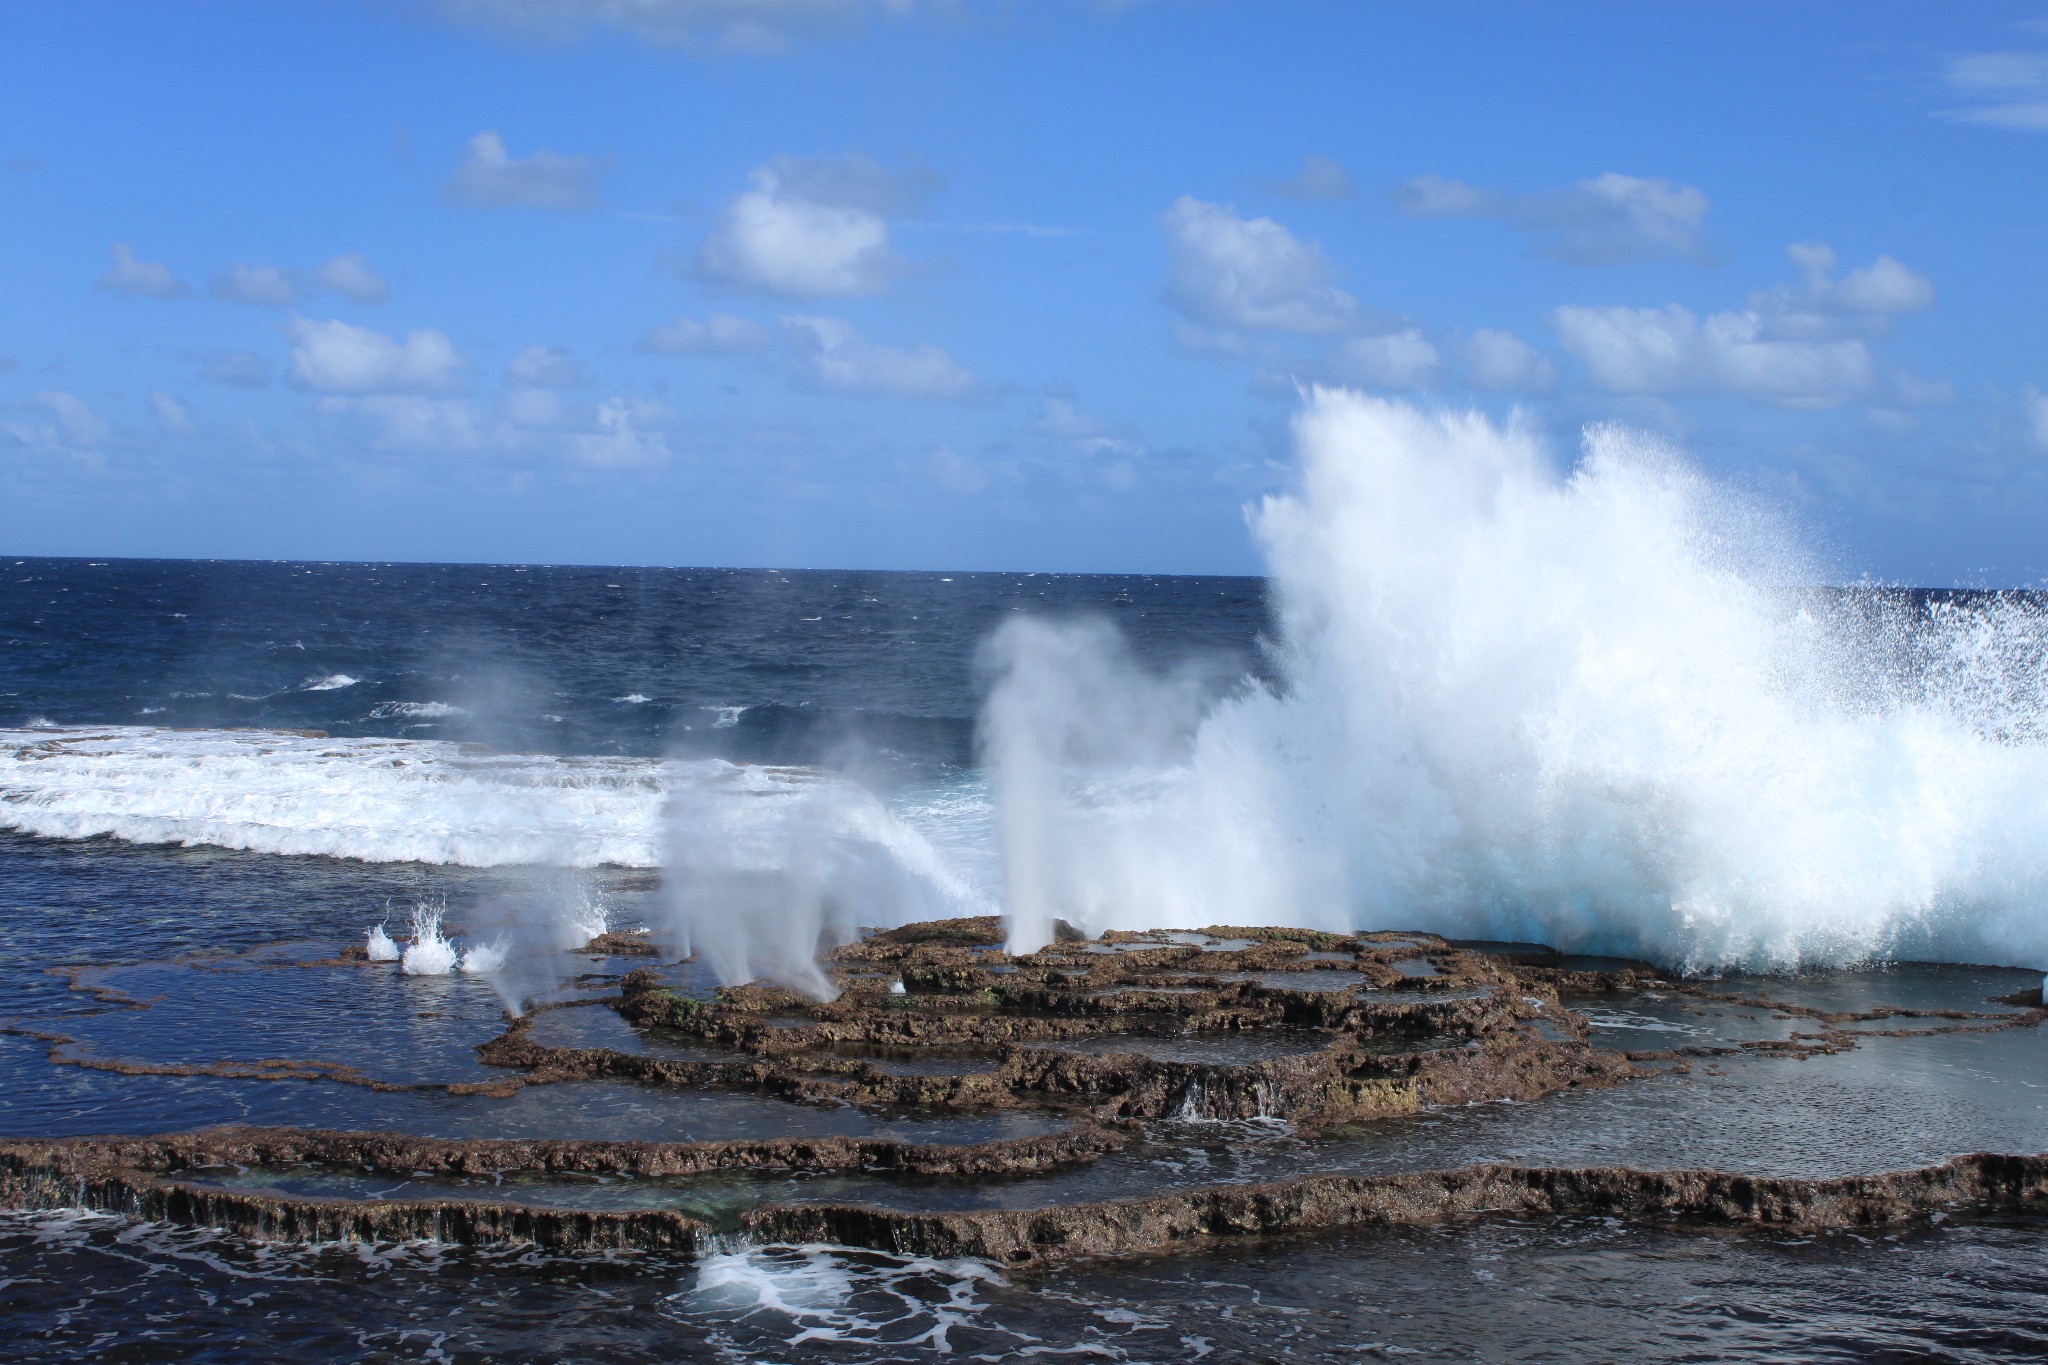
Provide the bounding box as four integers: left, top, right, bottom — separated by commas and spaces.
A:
3, 1138, 2039, 1265
757, 1153, 2048, 1266
9, 917, 2042, 1269
560, 920, 1640, 1127
0, 1122, 1121, 1182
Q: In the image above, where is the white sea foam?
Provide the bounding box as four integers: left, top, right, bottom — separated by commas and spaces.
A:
688, 1243, 1006, 1353
0, 728, 986, 970
0, 727, 673, 866
987, 392, 2048, 972
302, 674, 358, 691
368, 701, 462, 719
614, 693, 651, 705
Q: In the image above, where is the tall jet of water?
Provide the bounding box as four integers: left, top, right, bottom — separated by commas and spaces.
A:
986, 391, 2048, 971
660, 767, 987, 997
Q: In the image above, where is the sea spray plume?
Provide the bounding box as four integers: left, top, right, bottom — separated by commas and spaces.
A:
658, 766, 987, 998
976, 618, 1224, 954
459, 938, 508, 974
559, 878, 612, 949
400, 897, 458, 976
982, 390, 2048, 972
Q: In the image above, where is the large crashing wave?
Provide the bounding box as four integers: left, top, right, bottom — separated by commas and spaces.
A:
986, 393, 2048, 972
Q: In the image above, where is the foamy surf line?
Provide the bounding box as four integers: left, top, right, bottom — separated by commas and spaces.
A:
0, 726, 842, 869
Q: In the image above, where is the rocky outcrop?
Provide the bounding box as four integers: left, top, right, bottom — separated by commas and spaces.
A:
6, 1138, 2039, 1264
751, 1153, 2048, 1267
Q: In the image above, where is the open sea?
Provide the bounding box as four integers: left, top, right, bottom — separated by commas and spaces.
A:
1, 555, 2045, 1363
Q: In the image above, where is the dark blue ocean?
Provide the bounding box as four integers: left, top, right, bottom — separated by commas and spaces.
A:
1, 558, 1268, 765
0, 558, 2043, 1363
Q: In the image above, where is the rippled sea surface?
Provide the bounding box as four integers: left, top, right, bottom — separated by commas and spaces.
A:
2, 559, 2045, 1362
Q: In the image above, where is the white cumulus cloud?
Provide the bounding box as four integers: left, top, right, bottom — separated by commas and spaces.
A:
442, 130, 612, 211
780, 314, 977, 399
1394, 171, 1712, 266
1759, 243, 1934, 337
284, 317, 464, 394
1554, 303, 1873, 407
567, 397, 674, 468
1162, 196, 1358, 335
1551, 242, 1937, 407
696, 155, 933, 298
635, 311, 775, 355
97, 243, 188, 299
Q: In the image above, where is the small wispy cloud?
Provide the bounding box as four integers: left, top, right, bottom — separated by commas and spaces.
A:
441, 131, 614, 211
432, 0, 920, 55
1264, 154, 1357, 201
1393, 171, 1713, 266
780, 314, 979, 400
1939, 47, 2048, 130
97, 243, 189, 299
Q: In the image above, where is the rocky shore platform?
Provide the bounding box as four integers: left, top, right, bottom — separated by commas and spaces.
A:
4, 917, 2043, 1267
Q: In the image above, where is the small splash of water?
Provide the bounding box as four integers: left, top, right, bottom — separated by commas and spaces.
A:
684, 1241, 1008, 1353
301, 673, 358, 691
459, 938, 507, 974
401, 898, 457, 976
560, 881, 612, 949
364, 923, 400, 962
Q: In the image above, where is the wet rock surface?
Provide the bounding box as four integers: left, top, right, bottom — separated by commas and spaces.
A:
2, 916, 2042, 1269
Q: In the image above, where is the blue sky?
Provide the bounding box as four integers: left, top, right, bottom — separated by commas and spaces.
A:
2, 1, 2046, 580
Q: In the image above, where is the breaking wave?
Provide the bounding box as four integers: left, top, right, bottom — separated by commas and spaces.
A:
986, 392, 2048, 972
0, 727, 975, 914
